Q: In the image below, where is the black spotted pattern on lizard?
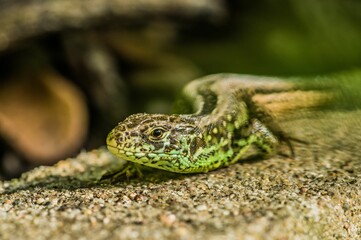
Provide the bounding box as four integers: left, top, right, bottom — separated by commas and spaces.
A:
106, 74, 332, 174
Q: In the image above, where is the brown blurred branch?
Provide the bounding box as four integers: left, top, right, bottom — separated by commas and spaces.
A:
0, 0, 224, 51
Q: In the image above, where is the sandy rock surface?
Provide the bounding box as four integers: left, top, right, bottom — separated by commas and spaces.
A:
1, 110, 361, 239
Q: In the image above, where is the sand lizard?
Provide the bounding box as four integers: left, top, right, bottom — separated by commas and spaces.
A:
106, 73, 338, 175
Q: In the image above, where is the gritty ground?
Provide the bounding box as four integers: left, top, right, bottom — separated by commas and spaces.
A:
1, 110, 361, 240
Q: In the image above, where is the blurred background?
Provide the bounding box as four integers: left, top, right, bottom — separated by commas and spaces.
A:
0, 0, 360, 179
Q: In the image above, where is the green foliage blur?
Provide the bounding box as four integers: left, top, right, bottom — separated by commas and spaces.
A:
173, 0, 361, 76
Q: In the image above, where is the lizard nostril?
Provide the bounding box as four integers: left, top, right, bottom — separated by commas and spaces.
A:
106, 131, 113, 143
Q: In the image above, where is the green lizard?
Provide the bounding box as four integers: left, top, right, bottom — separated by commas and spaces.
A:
106, 72, 344, 175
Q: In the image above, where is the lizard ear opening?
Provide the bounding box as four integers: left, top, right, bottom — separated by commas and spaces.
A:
189, 137, 206, 157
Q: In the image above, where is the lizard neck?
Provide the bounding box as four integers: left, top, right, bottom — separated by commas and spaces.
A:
176, 87, 255, 172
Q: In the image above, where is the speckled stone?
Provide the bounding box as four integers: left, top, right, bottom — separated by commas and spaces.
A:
1, 110, 361, 239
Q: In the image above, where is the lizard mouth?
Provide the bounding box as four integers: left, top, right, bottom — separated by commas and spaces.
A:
106, 137, 138, 158
106, 134, 121, 155
107, 144, 118, 151
106, 144, 120, 157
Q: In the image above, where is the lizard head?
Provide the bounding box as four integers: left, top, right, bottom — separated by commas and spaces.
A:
106, 113, 205, 173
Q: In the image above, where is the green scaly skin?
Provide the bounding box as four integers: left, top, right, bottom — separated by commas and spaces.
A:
106, 73, 331, 175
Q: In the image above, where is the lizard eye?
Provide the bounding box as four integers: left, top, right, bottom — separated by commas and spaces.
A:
148, 127, 167, 141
